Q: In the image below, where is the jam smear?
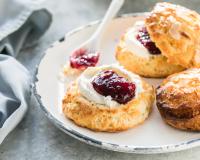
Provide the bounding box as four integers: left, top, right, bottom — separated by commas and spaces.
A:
136, 27, 161, 55
70, 48, 99, 69
92, 70, 136, 104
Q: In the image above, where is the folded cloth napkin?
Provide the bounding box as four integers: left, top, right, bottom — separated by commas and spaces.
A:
0, 0, 51, 144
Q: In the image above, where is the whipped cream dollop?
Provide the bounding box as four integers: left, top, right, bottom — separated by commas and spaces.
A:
124, 21, 151, 58
77, 64, 143, 108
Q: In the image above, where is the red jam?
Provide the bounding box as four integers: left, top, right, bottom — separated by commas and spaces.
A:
136, 27, 161, 55
92, 70, 136, 104
70, 48, 99, 69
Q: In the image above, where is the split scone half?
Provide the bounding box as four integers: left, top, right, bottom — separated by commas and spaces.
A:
116, 2, 200, 77
116, 20, 184, 78
156, 68, 200, 131
146, 2, 200, 68
62, 64, 155, 132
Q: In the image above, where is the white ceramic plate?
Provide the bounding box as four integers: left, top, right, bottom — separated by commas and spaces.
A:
34, 13, 200, 154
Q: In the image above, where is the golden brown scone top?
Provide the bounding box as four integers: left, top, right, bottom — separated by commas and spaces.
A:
156, 68, 200, 120
146, 2, 200, 68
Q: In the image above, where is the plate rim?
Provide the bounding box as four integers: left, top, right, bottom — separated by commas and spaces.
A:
33, 12, 200, 154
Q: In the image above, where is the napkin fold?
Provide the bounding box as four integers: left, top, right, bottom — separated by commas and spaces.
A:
0, 0, 52, 144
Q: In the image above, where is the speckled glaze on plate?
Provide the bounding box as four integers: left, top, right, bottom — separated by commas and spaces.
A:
33, 13, 200, 154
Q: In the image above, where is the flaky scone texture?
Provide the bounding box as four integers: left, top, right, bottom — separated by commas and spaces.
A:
62, 80, 154, 132
116, 35, 184, 78
156, 68, 200, 131
146, 2, 200, 68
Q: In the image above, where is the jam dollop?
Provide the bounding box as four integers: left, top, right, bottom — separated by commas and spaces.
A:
136, 27, 161, 55
92, 70, 136, 104
70, 48, 99, 69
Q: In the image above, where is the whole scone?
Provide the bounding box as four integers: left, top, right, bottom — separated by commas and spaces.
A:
62, 64, 155, 132
146, 2, 200, 68
156, 68, 200, 131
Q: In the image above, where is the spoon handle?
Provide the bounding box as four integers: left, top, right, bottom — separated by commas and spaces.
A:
90, 0, 125, 49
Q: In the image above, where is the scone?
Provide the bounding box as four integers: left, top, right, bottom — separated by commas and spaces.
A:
116, 21, 184, 78
156, 68, 200, 131
62, 64, 155, 132
146, 2, 200, 68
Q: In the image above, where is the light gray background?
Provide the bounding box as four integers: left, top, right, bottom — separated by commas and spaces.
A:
1, 0, 200, 159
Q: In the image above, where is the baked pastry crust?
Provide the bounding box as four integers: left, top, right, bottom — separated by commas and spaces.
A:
62, 80, 154, 132
146, 2, 200, 68
116, 35, 184, 78
156, 68, 200, 131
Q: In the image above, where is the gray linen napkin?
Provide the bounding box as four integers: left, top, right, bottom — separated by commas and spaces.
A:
0, 0, 51, 144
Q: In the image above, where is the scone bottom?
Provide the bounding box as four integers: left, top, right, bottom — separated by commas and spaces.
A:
62, 64, 155, 132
